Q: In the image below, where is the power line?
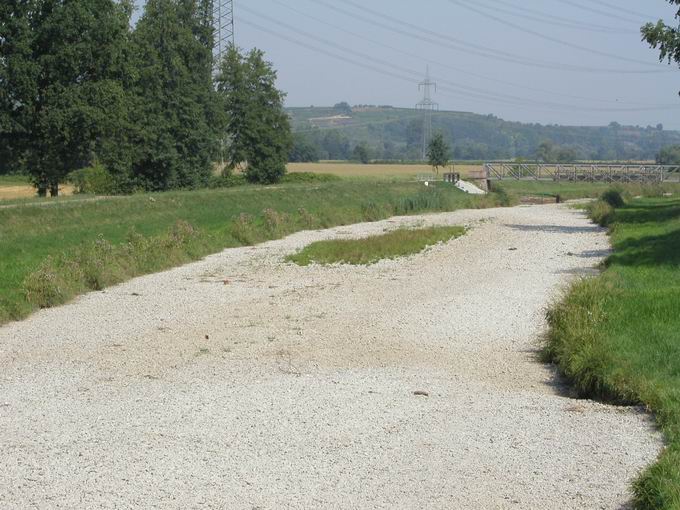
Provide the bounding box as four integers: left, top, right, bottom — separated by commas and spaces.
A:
555, 0, 646, 25
239, 12, 680, 114
318, 0, 667, 74
445, 0, 662, 68
587, 0, 657, 21
239, 7, 598, 110
476, 0, 636, 34
266, 0, 666, 107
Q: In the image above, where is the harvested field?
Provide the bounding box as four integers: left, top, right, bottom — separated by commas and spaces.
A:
287, 162, 483, 179
0, 184, 74, 201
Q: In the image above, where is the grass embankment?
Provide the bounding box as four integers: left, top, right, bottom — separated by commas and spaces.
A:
496, 180, 680, 201
545, 195, 680, 509
0, 180, 501, 325
287, 226, 465, 266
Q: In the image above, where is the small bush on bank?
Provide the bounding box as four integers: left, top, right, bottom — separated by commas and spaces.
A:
68, 165, 115, 195
588, 200, 615, 227
601, 189, 625, 208
208, 173, 247, 188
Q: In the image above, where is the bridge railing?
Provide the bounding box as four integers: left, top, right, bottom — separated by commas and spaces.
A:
484, 163, 679, 183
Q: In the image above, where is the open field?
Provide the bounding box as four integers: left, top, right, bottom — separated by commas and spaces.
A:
545, 196, 680, 509
0, 175, 74, 201
0, 180, 498, 324
287, 162, 483, 179
0, 203, 660, 508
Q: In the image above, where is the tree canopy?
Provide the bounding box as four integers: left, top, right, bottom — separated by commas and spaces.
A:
1, 0, 134, 195
1, 0, 293, 194
215, 46, 292, 184
427, 133, 450, 174
642, 1, 680, 74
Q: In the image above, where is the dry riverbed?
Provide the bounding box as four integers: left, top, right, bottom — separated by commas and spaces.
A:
0, 204, 662, 509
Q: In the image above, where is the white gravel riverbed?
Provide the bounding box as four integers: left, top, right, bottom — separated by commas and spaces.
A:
0, 203, 662, 509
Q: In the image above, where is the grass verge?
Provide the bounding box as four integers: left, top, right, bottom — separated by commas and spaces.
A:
544, 195, 680, 509
287, 226, 466, 266
0, 181, 501, 325
495, 181, 680, 202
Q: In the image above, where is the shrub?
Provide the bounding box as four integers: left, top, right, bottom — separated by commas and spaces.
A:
360, 201, 383, 221
588, 200, 615, 227
208, 173, 247, 189
231, 213, 256, 244
600, 189, 625, 208
297, 207, 317, 229
67, 165, 115, 195
23, 257, 70, 308
262, 208, 288, 236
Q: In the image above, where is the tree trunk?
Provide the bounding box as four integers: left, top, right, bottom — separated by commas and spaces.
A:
49, 181, 59, 197
37, 181, 48, 197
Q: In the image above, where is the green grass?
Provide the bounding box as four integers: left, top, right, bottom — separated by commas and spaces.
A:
287, 225, 466, 266
496, 180, 680, 201
0, 180, 500, 325
0, 174, 30, 186
544, 196, 680, 509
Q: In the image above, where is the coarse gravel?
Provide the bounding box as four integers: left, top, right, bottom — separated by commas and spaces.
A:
0, 203, 662, 509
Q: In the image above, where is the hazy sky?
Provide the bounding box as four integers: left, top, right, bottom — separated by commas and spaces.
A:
137, 0, 680, 129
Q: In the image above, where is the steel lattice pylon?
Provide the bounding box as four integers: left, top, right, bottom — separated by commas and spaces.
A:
213, 0, 234, 62
416, 65, 439, 161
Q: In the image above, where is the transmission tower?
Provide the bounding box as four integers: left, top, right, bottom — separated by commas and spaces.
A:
213, 0, 235, 62
416, 66, 438, 160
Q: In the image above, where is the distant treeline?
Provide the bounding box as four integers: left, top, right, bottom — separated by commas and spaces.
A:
0, 0, 290, 195
288, 106, 680, 163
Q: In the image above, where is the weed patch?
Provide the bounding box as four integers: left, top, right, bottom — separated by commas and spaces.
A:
287, 226, 466, 266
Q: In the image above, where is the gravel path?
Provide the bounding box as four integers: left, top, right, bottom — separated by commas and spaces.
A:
0, 204, 662, 509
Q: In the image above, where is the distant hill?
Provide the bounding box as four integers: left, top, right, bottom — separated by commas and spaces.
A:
287, 105, 680, 162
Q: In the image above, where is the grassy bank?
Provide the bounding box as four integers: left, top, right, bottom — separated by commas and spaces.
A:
544, 196, 680, 509
287, 226, 466, 266
0, 180, 500, 325
495, 180, 680, 201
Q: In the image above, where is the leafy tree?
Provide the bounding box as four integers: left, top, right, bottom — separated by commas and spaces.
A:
657, 145, 680, 164
130, 0, 218, 191
643, 1, 680, 93
536, 140, 555, 162
333, 101, 352, 115
352, 143, 370, 164
0, 0, 134, 195
216, 46, 292, 184
289, 134, 320, 163
427, 133, 450, 175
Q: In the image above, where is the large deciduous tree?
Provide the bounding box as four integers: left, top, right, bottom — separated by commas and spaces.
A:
1, 0, 134, 195
130, 0, 219, 191
215, 46, 292, 184
643, 1, 680, 94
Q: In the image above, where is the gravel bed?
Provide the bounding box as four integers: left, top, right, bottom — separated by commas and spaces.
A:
0, 204, 662, 509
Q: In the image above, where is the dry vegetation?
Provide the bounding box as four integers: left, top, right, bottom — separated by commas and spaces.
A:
287, 162, 484, 179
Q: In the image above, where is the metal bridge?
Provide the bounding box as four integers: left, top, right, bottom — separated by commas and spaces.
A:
483, 162, 680, 184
